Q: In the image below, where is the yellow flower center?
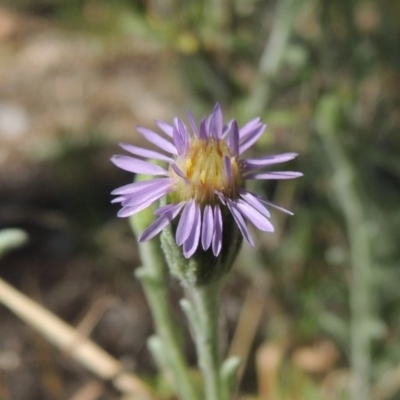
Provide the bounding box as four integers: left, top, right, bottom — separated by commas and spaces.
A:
170, 138, 242, 205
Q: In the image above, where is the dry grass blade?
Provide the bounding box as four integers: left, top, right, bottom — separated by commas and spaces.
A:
0, 277, 155, 400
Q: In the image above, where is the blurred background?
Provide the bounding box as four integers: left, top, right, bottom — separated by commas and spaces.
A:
0, 0, 399, 399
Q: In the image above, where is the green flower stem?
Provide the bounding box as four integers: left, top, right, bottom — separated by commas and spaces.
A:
182, 281, 224, 400
132, 233, 199, 400
134, 239, 199, 400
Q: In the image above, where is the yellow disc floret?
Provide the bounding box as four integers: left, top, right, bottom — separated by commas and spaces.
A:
170, 137, 242, 205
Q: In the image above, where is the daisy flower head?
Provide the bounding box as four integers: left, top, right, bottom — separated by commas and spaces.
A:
111, 104, 302, 262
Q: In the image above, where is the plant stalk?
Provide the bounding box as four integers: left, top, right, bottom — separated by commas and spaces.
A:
134, 238, 199, 400
184, 282, 223, 400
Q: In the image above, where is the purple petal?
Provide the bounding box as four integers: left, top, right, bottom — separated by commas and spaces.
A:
228, 120, 239, 156
239, 117, 261, 138
199, 118, 208, 140
235, 200, 274, 232
187, 111, 199, 137
215, 191, 226, 205
244, 171, 304, 180
212, 206, 223, 256
111, 155, 168, 176
206, 115, 212, 138
211, 103, 223, 139
119, 142, 172, 162
239, 124, 266, 154
136, 126, 177, 155
176, 199, 196, 246
117, 184, 172, 217
121, 179, 173, 207
173, 126, 185, 155
177, 118, 189, 152
238, 188, 271, 218
226, 199, 254, 247
111, 177, 171, 195
242, 153, 298, 171
155, 120, 174, 137
111, 196, 125, 203
252, 194, 294, 215
139, 202, 185, 242
201, 205, 214, 251
222, 119, 234, 138
224, 156, 232, 180
183, 203, 201, 258
154, 202, 183, 216
170, 163, 190, 183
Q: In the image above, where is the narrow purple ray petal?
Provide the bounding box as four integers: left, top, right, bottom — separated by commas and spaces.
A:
206, 115, 212, 137
239, 124, 266, 154
170, 163, 190, 183
117, 185, 173, 217
187, 110, 199, 137
111, 196, 125, 203
235, 199, 274, 232
238, 188, 271, 218
173, 126, 185, 155
211, 103, 223, 139
239, 117, 261, 138
222, 119, 234, 138
228, 120, 240, 156
139, 202, 185, 242
215, 191, 226, 205
242, 153, 298, 171
155, 120, 174, 137
251, 192, 294, 215
136, 126, 177, 155
212, 205, 223, 256
244, 171, 304, 180
111, 177, 171, 195
119, 142, 172, 162
177, 118, 189, 152
224, 155, 232, 180
201, 205, 214, 251
226, 199, 255, 247
199, 118, 207, 140
176, 199, 196, 246
121, 179, 173, 207
154, 202, 185, 216
111, 155, 168, 176
239, 122, 265, 143
183, 203, 201, 258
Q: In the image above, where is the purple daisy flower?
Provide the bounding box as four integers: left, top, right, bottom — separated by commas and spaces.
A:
111, 104, 302, 259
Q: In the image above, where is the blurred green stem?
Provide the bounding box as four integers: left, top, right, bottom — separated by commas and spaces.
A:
205, 0, 229, 33
246, 0, 296, 116
182, 282, 224, 400
317, 96, 372, 400
132, 230, 199, 400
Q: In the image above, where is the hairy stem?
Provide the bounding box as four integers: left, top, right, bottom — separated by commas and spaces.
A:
133, 234, 199, 400
183, 282, 224, 400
